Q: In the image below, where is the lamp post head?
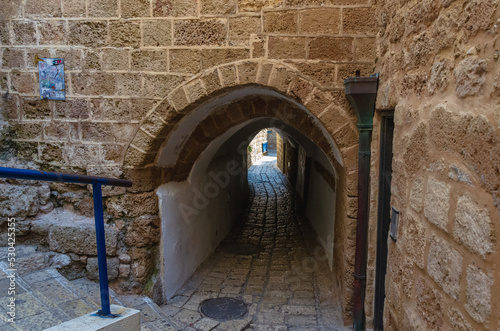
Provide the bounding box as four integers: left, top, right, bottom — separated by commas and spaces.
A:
344, 74, 379, 129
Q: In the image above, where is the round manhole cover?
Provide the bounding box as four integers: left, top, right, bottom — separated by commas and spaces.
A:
223, 243, 262, 255
200, 297, 247, 321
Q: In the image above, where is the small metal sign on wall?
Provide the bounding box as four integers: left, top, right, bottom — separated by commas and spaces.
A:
37, 56, 65, 100
390, 207, 399, 242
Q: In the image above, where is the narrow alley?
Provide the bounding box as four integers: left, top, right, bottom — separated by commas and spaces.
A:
160, 154, 347, 330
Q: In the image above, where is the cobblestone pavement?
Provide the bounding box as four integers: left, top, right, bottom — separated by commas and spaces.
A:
161, 154, 348, 330
0, 261, 178, 331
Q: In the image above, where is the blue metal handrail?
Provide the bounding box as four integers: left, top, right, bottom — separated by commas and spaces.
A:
0, 167, 132, 317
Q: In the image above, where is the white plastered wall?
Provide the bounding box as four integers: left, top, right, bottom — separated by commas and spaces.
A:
157, 120, 250, 298
304, 146, 337, 270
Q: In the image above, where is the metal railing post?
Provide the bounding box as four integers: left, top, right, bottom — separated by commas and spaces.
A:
92, 183, 111, 316
0, 167, 132, 317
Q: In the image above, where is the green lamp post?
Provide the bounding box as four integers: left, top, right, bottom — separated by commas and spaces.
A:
344, 73, 379, 331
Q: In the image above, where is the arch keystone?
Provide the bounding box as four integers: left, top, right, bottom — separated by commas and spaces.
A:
219, 64, 238, 87
237, 61, 259, 84
269, 66, 297, 93
256, 63, 274, 85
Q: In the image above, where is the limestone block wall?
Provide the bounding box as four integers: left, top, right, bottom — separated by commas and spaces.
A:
0, 0, 376, 173
247, 128, 267, 167
0, 0, 378, 321
374, 0, 500, 330
284, 139, 298, 186
276, 132, 284, 173
267, 129, 277, 150
295, 144, 306, 199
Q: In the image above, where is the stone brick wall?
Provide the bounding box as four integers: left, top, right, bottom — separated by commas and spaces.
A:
267, 129, 277, 150
284, 139, 298, 186
0, 0, 375, 172
276, 132, 284, 173
0, 0, 378, 322
375, 0, 500, 330
247, 128, 267, 167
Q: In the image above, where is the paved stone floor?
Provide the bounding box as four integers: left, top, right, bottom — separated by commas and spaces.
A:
0, 262, 178, 331
160, 153, 347, 330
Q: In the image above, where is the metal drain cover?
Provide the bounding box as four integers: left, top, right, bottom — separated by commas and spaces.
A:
200, 297, 247, 320
223, 243, 262, 255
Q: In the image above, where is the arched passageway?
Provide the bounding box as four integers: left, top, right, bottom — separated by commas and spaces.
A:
158, 152, 346, 329
123, 80, 359, 326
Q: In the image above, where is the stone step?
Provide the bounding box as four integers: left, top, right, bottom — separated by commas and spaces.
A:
0, 263, 96, 331
68, 278, 179, 331
0, 256, 179, 331
118, 295, 179, 331
0, 245, 72, 275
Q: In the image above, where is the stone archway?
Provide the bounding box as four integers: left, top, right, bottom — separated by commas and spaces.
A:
120, 59, 361, 323
122, 59, 358, 173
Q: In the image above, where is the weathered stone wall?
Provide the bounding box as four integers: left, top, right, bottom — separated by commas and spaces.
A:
375, 0, 500, 329
275, 133, 298, 184
276, 132, 284, 172
284, 139, 298, 186
0, 0, 377, 322
267, 128, 277, 150
247, 128, 267, 167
